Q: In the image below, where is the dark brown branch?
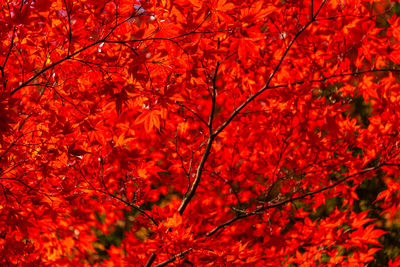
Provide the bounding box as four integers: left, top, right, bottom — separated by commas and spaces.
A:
178, 134, 215, 215
226, 68, 400, 109
176, 63, 221, 213
153, 249, 192, 267
382, 163, 400, 167
179, 103, 208, 127
209, 62, 220, 133
62, 0, 73, 56
10, 14, 135, 96
154, 4, 330, 264
10, 17, 226, 97
171, 0, 330, 254
206, 163, 383, 237
177, 0, 328, 218
311, 0, 314, 18
213, 0, 327, 137
1, 26, 16, 89
144, 253, 157, 267
2, 27, 16, 71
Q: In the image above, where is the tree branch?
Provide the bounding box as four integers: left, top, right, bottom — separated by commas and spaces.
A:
209, 62, 220, 133
178, 134, 215, 215
153, 249, 192, 267
76, 166, 158, 226
213, 0, 328, 137
206, 163, 384, 237
144, 253, 157, 267
10, 14, 136, 96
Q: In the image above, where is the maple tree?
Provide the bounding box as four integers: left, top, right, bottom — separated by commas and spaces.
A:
2, 0, 400, 265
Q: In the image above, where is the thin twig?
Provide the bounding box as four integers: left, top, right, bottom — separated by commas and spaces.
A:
76, 166, 158, 225
209, 62, 220, 133
179, 104, 208, 127
62, 0, 73, 56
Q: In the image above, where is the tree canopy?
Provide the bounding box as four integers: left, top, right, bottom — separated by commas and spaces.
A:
1, 0, 400, 266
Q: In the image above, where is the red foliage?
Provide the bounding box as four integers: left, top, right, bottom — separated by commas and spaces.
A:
1, 0, 400, 265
